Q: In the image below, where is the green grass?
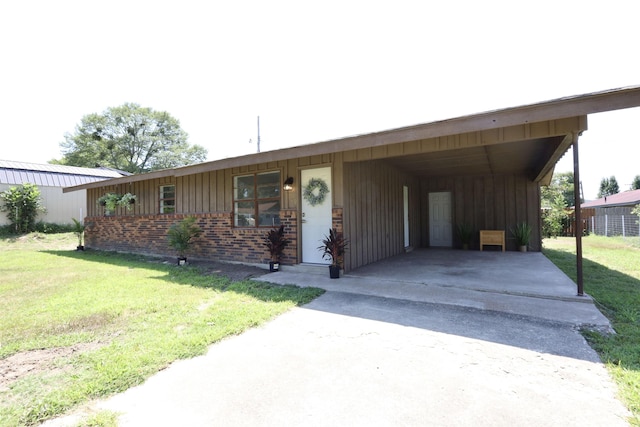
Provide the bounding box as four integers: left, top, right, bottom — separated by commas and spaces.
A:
543, 235, 640, 426
0, 233, 324, 427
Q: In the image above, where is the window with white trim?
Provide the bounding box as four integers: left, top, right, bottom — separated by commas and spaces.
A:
159, 185, 176, 214
233, 171, 281, 227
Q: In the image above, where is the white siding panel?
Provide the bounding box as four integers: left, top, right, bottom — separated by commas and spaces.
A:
0, 184, 87, 226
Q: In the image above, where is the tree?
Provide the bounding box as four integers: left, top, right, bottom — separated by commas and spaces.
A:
57, 103, 207, 174
541, 172, 574, 238
633, 204, 640, 226
597, 176, 620, 199
0, 183, 46, 233
632, 175, 640, 190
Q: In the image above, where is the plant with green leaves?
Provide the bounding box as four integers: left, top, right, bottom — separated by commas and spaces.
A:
0, 183, 46, 233
167, 216, 202, 261
119, 192, 137, 207
510, 222, 532, 248
71, 218, 85, 248
56, 103, 207, 174
598, 175, 620, 198
97, 192, 136, 215
456, 222, 473, 248
632, 204, 640, 226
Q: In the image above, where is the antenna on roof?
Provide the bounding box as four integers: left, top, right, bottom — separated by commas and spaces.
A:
248, 116, 261, 153
256, 116, 261, 153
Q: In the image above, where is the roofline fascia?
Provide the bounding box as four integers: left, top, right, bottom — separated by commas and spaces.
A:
64, 85, 640, 193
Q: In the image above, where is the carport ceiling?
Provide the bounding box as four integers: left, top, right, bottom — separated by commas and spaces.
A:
384, 136, 565, 179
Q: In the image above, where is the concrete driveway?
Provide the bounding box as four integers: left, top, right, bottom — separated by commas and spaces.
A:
48, 249, 630, 426
90, 291, 628, 426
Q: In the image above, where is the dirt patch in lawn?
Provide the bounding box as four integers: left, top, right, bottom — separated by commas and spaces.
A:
0, 342, 103, 392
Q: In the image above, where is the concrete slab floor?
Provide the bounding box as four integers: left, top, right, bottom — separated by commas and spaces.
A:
258, 249, 611, 329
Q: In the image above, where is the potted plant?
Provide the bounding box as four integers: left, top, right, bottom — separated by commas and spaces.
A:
71, 218, 85, 251
510, 222, 532, 252
264, 225, 291, 272
317, 228, 348, 279
456, 222, 473, 250
119, 192, 137, 209
97, 192, 137, 215
97, 193, 120, 215
167, 217, 202, 265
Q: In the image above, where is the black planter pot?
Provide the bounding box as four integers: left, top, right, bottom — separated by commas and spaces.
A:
269, 261, 280, 272
329, 265, 340, 279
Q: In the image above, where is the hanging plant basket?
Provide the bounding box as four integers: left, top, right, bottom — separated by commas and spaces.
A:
303, 178, 329, 206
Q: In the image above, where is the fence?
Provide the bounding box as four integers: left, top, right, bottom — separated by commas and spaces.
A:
562, 207, 640, 238
591, 212, 640, 237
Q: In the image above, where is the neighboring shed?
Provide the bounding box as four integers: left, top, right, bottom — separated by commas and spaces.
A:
581, 189, 640, 237
64, 86, 640, 282
0, 160, 127, 225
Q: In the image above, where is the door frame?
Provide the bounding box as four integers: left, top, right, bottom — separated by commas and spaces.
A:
300, 166, 333, 264
428, 191, 453, 247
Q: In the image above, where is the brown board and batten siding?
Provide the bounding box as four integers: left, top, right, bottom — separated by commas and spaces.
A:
342, 159, 420, 272
420, 174, 540, 251
84, 155, 342, 262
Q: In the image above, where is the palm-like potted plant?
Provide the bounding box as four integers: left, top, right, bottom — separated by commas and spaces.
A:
456, 222, 473, 250
264, 225, 291, 272
510, 222, 532, 252
167, 217, 202, 265
71, 218, 85, 251
318, 228, 348, 279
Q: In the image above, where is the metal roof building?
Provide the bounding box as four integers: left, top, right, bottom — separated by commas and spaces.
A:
0, 160, 128, 226
0, 160, 127, 187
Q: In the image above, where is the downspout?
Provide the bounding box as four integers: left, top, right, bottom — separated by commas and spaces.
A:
572, 132, 584, 296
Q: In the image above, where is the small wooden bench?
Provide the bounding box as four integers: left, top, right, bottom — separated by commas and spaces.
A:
480, 230, 505, 252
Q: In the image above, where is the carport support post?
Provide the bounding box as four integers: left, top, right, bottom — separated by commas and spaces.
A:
573, 132, 584, 296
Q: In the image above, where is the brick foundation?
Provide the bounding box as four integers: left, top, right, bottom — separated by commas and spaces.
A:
85, 211, 299, 265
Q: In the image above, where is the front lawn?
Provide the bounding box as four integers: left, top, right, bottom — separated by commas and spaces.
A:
0, 233, 323, 426
544, 235, 640, 426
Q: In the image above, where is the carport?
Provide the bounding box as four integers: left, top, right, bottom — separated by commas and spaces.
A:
260, 248, 611, 328
338, 86, 640, 298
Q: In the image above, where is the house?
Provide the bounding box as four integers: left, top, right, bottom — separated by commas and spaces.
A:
64, 87, 640, 273
0, 160, 128, 225
581, 189, 640, 237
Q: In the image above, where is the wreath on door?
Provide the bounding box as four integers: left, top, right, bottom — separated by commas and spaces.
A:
303, 177, 329, 206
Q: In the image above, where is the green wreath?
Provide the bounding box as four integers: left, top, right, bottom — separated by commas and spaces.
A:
303, 177, 329, 206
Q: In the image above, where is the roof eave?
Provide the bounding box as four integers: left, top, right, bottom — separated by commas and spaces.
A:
64, 85, 640, 193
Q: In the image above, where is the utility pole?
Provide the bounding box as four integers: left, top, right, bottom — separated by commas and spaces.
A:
249, 116, 261, 153
256, 116, 261, 153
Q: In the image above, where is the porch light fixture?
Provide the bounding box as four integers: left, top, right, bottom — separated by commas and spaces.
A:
283, 176, 294, 191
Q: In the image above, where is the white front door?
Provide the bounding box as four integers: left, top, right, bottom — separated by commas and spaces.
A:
429, 192, 452, 247
301, 167, 332, 264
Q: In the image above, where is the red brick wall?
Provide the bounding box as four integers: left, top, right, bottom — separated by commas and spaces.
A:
85, 211, 300, 265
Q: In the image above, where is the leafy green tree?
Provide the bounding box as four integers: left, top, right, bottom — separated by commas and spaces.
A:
57, 103, 207, 174
597, 176, 620, 199
541, 173, 572, 238
0, 183, 46, 233
632, 175, 640, 190
548, 171, 580, 207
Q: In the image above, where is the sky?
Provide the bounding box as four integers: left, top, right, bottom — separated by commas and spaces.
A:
1, 1, 638, 200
